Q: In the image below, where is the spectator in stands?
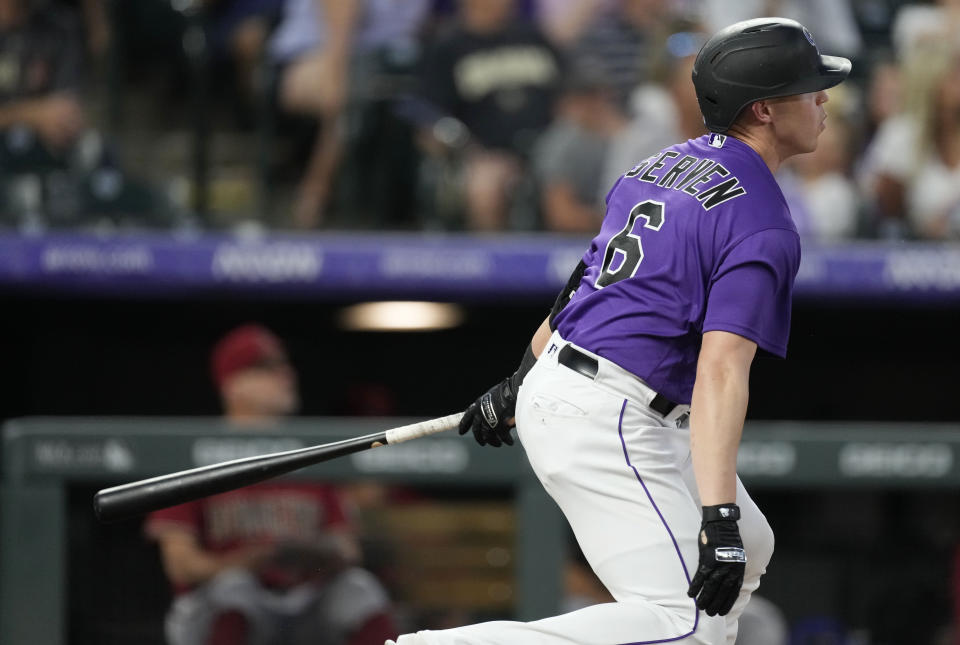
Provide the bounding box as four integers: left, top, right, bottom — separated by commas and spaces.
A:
268, 0, 430, 228
891, 0, 960, 61
851, 58, 902, 237
532, 64, 627, 232
604, 33, 705, 189
780, 114, 860, 240
146, 324, 397, 645
860, 41, 960, 240
0, 0, 85, 158
414, 0, 562, 230
532, 36, 704, 233
0, 0, 182, 230
203, 0, 285, 109
858, 58, 902, 154
537, 0, 683, 111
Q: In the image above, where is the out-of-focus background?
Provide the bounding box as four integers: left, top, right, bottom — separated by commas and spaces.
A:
1, 0, 960, 644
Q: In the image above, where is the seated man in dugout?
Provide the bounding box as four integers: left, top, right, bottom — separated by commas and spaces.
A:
145, 324, 397, 645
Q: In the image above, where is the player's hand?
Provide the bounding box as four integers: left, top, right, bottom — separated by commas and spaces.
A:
270, 538, 350, 581
222, 543, 276, 573
687, 504, 746, 616
458, 377, 517, 447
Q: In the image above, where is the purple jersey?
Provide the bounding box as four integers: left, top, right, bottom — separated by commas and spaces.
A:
553, 133, 801, 404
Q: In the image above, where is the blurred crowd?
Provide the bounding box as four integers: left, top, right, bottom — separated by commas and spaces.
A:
2, 0, 960, 240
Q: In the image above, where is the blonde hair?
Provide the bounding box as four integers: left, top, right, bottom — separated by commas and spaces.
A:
900, 40, 960, 163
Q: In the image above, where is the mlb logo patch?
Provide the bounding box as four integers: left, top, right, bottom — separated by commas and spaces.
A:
708, 133, 726, 148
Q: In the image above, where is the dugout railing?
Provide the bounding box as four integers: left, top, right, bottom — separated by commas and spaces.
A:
4, 418, 960, 644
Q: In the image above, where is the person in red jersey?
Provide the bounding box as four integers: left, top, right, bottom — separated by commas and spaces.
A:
146, 324, 397, 645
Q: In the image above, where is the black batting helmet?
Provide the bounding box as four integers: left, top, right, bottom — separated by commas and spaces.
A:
692, 18, 851, 133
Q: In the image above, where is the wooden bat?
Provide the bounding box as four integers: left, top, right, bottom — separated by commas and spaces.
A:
93, 412, 464, 523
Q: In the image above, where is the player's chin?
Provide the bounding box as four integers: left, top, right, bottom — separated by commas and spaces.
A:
802, 130, 823, 154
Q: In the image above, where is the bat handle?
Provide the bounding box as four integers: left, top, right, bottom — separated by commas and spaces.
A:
385, 412, 464, 444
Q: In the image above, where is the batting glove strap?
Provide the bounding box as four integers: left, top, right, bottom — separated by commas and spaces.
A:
479, 391, 502, 427
687, 510, 746, 617
701, 503, 741, 523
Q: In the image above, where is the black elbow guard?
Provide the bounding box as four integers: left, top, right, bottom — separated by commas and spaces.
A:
508, 343, 537, 396
549, 259, 588, 330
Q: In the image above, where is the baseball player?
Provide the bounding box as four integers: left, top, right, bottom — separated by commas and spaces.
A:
391, 18, 849, 645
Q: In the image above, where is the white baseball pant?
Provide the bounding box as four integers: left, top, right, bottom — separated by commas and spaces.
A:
396, 331, 773, 645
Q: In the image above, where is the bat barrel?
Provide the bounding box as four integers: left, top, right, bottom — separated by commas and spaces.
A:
95, 459, 280, 522
94, 431, 387, 522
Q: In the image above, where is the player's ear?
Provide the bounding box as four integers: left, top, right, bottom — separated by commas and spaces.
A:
748, 100, 775, 125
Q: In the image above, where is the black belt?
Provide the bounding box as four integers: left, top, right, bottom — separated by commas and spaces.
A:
557, 344, 680, 417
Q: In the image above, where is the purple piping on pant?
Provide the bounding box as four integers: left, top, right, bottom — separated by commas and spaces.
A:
615, 399, 700, 645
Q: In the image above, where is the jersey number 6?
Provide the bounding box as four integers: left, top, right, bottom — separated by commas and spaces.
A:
595, 200, 665, 288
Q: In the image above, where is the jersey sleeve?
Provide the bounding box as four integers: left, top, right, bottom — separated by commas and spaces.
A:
702, 228, 801, 358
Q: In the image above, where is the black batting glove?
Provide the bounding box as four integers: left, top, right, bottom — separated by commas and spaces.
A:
687, 504, 746, 617
458, 377, 517, 447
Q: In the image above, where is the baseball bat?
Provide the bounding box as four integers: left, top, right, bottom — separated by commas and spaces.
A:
93, 412, 464, 523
